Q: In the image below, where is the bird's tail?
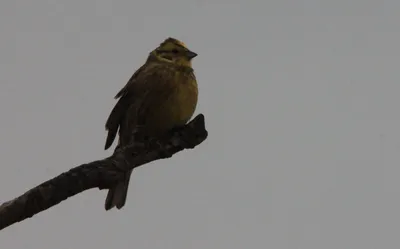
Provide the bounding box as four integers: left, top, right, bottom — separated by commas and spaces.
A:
105, 169, 133, 210
104, 140, 134, 211
104, 130, 147, 210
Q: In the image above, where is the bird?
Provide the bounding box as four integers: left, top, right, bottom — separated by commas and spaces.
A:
103, 37, 198, 210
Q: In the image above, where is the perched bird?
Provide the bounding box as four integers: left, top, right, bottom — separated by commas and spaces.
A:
104, 37, 198, 210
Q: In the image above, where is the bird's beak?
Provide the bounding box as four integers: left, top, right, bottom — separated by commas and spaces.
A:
186, 50, 198, 59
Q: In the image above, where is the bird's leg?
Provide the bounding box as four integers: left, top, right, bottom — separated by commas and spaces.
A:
169, 125, 197, 149
169, 125, 185, 134
143, 134, 173, 158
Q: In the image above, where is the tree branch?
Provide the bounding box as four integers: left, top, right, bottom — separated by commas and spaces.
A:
0, 114, 208, 231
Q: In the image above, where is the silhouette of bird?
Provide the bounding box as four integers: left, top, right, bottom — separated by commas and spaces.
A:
104, 38, 198, 210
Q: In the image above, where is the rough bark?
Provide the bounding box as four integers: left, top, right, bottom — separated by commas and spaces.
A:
0, 114, 208, 231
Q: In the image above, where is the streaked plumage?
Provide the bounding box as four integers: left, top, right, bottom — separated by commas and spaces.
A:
104, 38, 198, 210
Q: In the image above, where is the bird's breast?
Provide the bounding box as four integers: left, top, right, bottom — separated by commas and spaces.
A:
142, 73, 198, 135
166, 74, 198, 124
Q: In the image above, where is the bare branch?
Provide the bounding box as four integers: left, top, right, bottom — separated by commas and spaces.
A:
0, 114, 208, 231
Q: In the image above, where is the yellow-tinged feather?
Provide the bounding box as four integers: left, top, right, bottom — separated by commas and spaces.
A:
103, 37, 198, 210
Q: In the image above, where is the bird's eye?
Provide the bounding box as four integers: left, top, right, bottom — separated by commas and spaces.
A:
172, 49, 179, 54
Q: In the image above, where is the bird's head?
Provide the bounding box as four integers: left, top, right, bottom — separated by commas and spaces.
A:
149, 37, 197, 67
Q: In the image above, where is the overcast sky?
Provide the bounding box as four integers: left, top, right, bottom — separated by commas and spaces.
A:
1, 0, 400, 248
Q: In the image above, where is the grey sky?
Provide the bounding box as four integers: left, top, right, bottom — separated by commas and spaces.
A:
1, 0, 400, 248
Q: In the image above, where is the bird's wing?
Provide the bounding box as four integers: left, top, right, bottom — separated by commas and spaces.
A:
104, 63, 174, 150
104, 64, 146, 150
